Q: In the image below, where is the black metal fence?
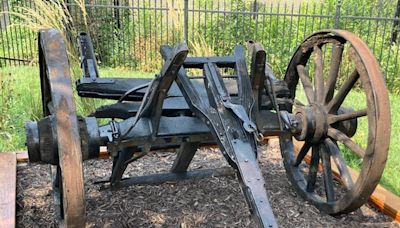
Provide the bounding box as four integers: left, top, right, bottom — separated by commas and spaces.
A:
1, 0, 400, 91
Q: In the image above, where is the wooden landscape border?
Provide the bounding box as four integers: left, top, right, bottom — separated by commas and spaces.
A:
1, 140, 399, 227
0, 153, 16, 228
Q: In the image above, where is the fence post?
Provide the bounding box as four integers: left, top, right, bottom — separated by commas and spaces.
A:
334, 0, 341, 29
0, 0, 10, 29
252, 0, 258, 20
184, 0, 189, 43
390, 0, 400, 44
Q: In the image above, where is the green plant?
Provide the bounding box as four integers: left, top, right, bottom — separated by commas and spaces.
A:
0, 72, 14, 147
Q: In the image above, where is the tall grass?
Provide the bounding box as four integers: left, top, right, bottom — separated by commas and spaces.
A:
7, 0, 89, 65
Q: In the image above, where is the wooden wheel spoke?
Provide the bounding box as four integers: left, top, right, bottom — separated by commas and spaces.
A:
296, 65, 315, 104
326, 70, 359, 113
292, 142, 311, 167
328, 108, 367, 124
314, 46, 324, 103
306, 145, 320, 192
320, 144, 335, 202
327, 127, 365, 157
325, 138, 354, 189
324, 44, 344, 104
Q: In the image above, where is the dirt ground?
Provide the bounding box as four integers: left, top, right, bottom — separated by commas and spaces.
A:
16, 139, 399, 227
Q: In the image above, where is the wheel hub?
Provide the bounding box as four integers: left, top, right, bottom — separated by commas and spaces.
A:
294, 104, 328, 143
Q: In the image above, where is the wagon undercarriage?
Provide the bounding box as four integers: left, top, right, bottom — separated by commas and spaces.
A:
24, 28, 391, 227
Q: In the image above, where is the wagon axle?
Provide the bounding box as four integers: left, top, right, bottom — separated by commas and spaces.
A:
25, 106, 358, 165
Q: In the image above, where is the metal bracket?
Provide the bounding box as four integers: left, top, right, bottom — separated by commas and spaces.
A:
223, 100, 257, 133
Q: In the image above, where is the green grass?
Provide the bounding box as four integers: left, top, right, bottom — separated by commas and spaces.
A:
342, 91, 400, 196
295, 87, 400, 196
0, 66, 399, 197
0, 66, 153, 152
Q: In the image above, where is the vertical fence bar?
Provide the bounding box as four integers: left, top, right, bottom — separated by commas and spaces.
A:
287, 3, 294, 66
7, 0, 15, 66
0, 0, 6, 67
267, 2, 272, 63
280, 2, 286, 69
26, 0, 34, 63
390, 0, 400, 44
147, 0, 151, 63
334, 0, 341, 29
191, 0, 194, 45
153, 0, 157, 62
184, 0, 188, 43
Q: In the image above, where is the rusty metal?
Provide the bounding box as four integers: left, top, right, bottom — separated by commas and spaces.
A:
24, 29, 391, 227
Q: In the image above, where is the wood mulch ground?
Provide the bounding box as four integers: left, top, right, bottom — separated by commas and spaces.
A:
16, 139, 399, 227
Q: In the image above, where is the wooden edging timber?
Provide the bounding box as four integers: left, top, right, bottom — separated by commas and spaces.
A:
2, 138, 399, 226
0, 153, 17, 228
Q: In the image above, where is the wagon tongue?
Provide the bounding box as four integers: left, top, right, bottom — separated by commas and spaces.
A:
230, 139, 277, 228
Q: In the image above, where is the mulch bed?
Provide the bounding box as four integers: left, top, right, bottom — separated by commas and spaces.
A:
16, 139, 399, 227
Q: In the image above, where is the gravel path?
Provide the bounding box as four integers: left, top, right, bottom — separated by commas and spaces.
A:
16, 139, 399, 227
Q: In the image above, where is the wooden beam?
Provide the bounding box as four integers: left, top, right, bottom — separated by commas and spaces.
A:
0, 153, 16, 228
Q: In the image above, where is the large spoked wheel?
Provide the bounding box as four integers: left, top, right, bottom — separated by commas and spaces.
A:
280, 30, 391, 214
38, 29, 86, 226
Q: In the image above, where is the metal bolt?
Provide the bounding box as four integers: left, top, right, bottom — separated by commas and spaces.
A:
245, 159, 248, 162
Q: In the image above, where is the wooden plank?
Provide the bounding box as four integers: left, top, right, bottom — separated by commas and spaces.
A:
16, 151, 29, 163
293, 139, 400, 223
0, 153, 16, 228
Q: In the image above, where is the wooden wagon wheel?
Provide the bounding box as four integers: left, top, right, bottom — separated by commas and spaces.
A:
38, 28, 86, 226
280, 29, 391, 214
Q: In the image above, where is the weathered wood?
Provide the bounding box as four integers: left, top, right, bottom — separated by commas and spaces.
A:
0, 153, 16, 228
171, 142, 199, 173
119, 167, 235, 187
293, 139, 400, 223
41, 28, 86, 227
